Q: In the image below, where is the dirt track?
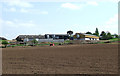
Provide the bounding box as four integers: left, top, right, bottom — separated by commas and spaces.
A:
2, 44, 118, 74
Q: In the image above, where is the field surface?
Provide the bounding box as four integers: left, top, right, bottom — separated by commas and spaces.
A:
2, 44, 118, 74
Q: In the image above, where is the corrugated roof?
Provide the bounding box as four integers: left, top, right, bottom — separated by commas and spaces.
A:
17, 35, 45, 39
81, 33, 99, 37
75, 33, 99, 39
0, 37, 7, 40
45, 34, 68, 36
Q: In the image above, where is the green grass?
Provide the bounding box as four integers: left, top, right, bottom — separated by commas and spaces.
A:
109, 38, 120, 42
96, 38, 119, 44
64, 40, 72, 44
97, 42, 105, 44
37, 43, 50, 46
7, 44, 26, 47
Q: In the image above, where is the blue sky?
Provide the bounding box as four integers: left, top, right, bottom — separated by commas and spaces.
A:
0, 0, 118, 40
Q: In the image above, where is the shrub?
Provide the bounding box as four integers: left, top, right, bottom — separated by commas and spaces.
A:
2, 40, 8, 48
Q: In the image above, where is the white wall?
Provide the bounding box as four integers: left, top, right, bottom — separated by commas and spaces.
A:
38, 39, 53, 42
85, 38, 90, 40
80, 38, 85, 40
96, 38, 99, 40
23, 38, 65, 43
24, 38, 40, 42
38, 39, 64, 43
75, 38, 99, 40
53, 39, 64, 42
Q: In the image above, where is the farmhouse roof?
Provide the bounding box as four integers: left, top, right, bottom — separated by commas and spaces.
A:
17, 35, 45, 39
82, 33, 98, 37
75, 33, 99, 39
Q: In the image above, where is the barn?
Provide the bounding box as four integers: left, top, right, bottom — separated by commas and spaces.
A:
45, 34, 69, 40
16, 34, 67, 43
16, 35, 45, 42
0, 37, 7, 40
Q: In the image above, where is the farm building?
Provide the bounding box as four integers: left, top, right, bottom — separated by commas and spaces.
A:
37, 34, 69, 43
45, 34, 69, 40
16, 35, 45, 42
0, 37, 7, 40
73, 33, 99, 40
16, 34, 67, 43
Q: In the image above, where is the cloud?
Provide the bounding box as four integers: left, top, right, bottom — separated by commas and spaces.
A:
61, 3, 82, 10
0, 18, 3, 32
6, 21, 14, 25
102, 0, 119, 3
61, 2, 98, 10
106, 14, 118, 25
0, 18, 3, 24
4, 7, 17, 12
20, 9, 48, 14
20, 8, 28, 13
2, 19, 36, 28
1, 0, 119, 3
3, 8, 48, 14
9, 7, 16, 12
66, 14, 118, 34
87, 1, 98, 6
99, 14, 118, 34
19, 20, 36, 27
7, 0, 33, 8
40, 11, 48, 14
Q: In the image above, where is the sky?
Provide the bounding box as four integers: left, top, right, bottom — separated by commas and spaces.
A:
0, 0, 119, 40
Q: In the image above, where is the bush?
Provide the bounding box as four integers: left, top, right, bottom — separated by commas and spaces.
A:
2, 40, 8, 48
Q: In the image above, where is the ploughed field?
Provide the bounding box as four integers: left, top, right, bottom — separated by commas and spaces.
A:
2, 44, 118, 74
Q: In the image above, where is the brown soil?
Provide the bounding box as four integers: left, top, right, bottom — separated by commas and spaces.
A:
2, 44, 118, 74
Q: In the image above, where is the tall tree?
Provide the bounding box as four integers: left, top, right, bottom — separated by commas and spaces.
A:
94, 28, 99, 36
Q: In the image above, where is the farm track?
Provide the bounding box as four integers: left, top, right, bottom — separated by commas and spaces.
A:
2, 44, 118, 74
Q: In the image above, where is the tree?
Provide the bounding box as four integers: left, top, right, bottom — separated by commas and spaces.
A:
113, 34, 118, 38
2, 40, 8, 48
86, 31, 92, 34
100, 31, 112, 40
102, 32, 107, 40
96, 28, 99, 36
31, 39, 38, 46
100, 31, 107, 40
67, 30, 73, 36
94, 28, 99, 36
93, 33, 97, 36
106, 32, 112, 39
100, 31, 106, 36
67, 30, 73, 40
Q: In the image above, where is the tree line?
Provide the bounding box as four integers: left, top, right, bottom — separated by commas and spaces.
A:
85, 28, 119, 40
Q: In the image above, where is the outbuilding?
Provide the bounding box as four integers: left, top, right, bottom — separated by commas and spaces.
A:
74, 33, 99, 40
